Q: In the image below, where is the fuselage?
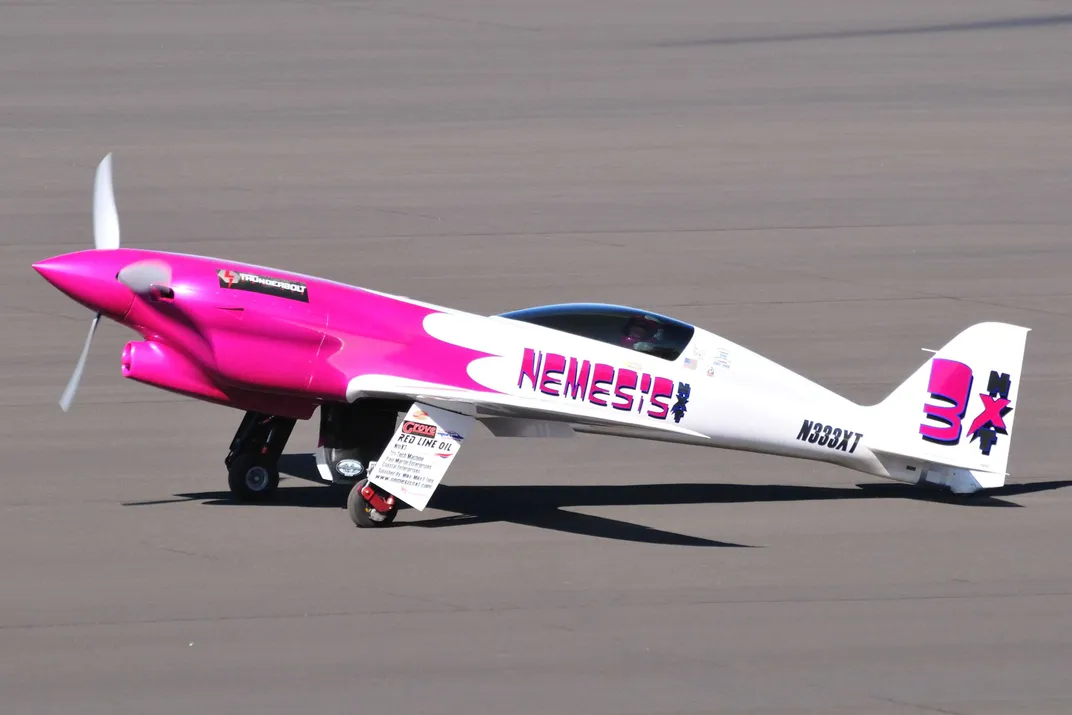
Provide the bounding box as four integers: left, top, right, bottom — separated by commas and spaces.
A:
34, 247, 889, 478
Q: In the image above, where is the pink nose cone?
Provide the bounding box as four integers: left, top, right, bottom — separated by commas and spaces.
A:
33, 250, 135, 320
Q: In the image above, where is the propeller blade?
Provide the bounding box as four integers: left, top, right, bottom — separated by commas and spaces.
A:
93, 153, 120, 250
59, 312, 101, 412
117, 259, 172, 295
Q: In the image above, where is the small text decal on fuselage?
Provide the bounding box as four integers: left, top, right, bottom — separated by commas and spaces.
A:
796, 419, 863, 453
218, 269, 309, 302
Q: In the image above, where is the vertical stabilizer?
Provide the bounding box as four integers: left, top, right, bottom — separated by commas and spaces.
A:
866, 322, 1029, 491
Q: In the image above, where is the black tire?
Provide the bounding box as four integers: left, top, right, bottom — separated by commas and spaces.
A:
227, 453, 280, 502
348, 479, 397, 528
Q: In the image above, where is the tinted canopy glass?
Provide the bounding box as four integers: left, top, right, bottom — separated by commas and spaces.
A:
497, 303, 695, 361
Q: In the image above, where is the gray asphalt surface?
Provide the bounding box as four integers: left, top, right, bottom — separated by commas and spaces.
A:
3, 2, 1072, 713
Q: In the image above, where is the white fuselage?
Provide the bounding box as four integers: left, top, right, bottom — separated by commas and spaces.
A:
416, 310, 893, 481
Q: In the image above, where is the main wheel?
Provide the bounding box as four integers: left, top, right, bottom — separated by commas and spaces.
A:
348, 478, 398, 528
227, 453, 280, 502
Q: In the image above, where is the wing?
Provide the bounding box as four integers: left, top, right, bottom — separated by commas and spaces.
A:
343, 374, 709, 511
346, 374, 710, 442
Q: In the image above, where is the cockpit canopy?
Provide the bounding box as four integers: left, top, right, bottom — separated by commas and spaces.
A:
496, 303, 696, 361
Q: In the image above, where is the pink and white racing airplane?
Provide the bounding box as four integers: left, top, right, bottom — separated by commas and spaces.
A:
34, 155, 1030, 528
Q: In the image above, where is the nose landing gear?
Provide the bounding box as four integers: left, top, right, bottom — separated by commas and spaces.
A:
225, 411, 296, 502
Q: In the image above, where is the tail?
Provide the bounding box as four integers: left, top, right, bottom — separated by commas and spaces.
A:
865, 322, 1030, 493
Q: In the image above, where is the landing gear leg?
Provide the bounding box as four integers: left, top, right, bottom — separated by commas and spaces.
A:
225, 411, 296, 502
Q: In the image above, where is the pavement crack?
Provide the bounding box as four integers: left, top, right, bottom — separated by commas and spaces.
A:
874, 696, 967, 715
139, 540, 222, 562
343, 2, 542, 33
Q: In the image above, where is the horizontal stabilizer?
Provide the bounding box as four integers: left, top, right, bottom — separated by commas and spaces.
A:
871, 448, 1008, 493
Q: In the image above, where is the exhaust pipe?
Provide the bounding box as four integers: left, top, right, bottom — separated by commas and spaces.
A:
121, 340, 318, 419
122, 340, 230, 403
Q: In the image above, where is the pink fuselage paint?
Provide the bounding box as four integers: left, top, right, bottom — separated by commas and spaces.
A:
33, 248, 499, 419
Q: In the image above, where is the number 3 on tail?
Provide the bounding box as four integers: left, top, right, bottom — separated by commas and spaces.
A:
919, 358, 973, 445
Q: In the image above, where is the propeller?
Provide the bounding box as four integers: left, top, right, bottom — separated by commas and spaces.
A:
59, 313, 101, 412
93, 153, 120, 250
59, 153, 121, 411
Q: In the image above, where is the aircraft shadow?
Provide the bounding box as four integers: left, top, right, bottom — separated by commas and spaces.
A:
121, 454, 1072, 548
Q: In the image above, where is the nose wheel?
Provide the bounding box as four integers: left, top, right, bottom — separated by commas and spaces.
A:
348, 478, 398, 527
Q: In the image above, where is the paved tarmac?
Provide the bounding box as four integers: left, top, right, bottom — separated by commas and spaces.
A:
3, 2, 1072, 713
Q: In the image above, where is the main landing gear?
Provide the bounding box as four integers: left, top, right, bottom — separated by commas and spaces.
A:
222, 402, 404, 527
225, 411, 296, 502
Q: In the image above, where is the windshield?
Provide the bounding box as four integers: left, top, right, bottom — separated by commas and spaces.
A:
497, 303, 696, 361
